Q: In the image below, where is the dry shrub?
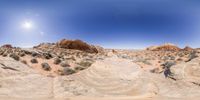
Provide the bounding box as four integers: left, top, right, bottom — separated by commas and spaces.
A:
30, 58, 38, 63
41, 62, 51, 71
9, 53, 20, 61
58, 67, 75, 75
21, 60, 27, 64
78, 61, 93, 68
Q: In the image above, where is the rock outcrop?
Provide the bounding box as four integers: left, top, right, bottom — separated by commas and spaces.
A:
147, 43, 181, 51
34, 39, 104, 53
1, 44, 12, 48
56, 39, 98, 53
182, 46, 193, 51
171, 57, 200, 82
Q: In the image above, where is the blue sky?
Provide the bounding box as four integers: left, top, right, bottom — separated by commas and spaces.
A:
0, 0, 200, 49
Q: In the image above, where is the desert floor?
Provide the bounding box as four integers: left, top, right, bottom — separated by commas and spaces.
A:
0, 43, 200, 100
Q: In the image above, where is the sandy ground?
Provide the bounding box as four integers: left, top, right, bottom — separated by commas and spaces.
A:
0, 96, 197, 100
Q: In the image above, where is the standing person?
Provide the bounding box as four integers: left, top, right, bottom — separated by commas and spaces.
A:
164, 67, 171, 78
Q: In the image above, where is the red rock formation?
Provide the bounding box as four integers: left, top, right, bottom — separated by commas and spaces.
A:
147, 43, 181, 51
34, 39, 104, 53
56, 39, 99, 53
1, 44, 12, 48
182, 46, 193, 51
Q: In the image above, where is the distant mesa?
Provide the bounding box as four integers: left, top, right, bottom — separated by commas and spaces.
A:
146, 43, 195, 51
146, 43, 181, 51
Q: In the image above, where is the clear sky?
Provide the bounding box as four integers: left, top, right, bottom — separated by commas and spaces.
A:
0, 0, 200, 49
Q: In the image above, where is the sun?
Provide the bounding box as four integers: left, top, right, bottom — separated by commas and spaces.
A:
22, 21, 33, 29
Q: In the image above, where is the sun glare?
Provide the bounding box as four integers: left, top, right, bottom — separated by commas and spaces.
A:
22, 21, 33, 29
